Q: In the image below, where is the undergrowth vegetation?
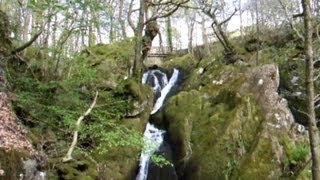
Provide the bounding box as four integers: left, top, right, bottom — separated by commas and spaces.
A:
7, 41, 143, 158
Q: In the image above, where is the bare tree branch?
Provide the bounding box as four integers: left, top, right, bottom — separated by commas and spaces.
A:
292, 106, 311, 119
146, 0, 190, 23
11, 28, 44, 54
63, 91, 99, 162
128, 0, 137, 32
314, 93, 320, 103
278, 0, 304, 41
293, 13, 304, 18
313, 72, 320, 81
316, 24, 320, 43
219, 8, 237, 26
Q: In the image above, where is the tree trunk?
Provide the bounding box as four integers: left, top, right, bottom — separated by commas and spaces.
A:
43, 13, 51, 50
302, 0, 320, 179
142, 20, 159, 60
201, 17, 210, 55
166, 17, 173, 52
89, 3, 102, 43
22, 9, 31, 42
52, 14, 58, 50
201, 16, 210, 55
187, 15, 195, 54
109, 15, 114, 43
255, 0, 260, 65
239, 0, 243, 38
211, 13, 234, 53
88, 11, 95, 47
132, 0, 145, 78
158, 31, 165, 54
119, 0, 127, 39
14, 2, 22, 41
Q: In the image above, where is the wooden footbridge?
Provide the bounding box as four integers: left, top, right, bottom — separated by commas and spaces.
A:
146, 46, 188, 65
147, 46, 173, 58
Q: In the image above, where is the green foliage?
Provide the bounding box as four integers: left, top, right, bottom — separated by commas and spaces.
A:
62, 54, 98, 87
282, 134, 310, 175
223, 159, 239, 178
287, 144, 310, 165
89, 38, 134, 62
10, 51, 143, 157
89, 123, 144, 154
259, 44, 297, 65
151, 154, 173, 167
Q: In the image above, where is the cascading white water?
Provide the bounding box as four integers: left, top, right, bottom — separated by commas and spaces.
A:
136, 123, 165, 180
142, 69, 169, 94
136, 68, 180, 180
151, 69, 179, 115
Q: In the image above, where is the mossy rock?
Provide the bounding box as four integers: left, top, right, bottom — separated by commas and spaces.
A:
163, 63, 308, 179
92, 146, 140, 179
120, 79, 154, 130
50, 159, 98, 180
86, 40, 135, 89
162, 54, 198, 73
181, 55, 248, 91
164, 86, 263, 179
0, 150, 28, 180
85, 80, 154, 180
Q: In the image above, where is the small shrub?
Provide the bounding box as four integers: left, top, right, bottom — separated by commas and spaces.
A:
288, 144, 310, 165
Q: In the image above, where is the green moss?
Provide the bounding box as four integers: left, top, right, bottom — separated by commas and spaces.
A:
235, 137, 281, 179
190, 95, 263, 179
182, 55, 247, 91
162, 54, 198, 72
297, 165, 312, 180
91, 145, 140, 180
0, 150, 28, 180
89, 39, 134, 62
164, 74, 264, 179
85, 39, 135, 89
162, 60, 308, 179
49, 158, 98, 180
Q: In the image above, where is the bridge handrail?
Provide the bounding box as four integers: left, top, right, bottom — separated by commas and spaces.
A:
148, 46, 176, 55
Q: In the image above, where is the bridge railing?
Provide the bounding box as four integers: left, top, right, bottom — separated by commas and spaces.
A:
148, 46, 175, 57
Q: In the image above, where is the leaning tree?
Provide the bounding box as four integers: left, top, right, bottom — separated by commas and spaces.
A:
128, 0, 189, 78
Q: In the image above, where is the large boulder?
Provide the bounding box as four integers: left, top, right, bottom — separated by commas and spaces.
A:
86, 40, 134, 89
163, 62, 309, 179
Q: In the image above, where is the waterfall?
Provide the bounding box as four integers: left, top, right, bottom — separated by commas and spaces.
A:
136, 68, 180, 180
151, 69, 179, 115
136, 123, 165, 180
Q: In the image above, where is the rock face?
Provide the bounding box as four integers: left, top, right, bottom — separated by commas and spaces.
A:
96, 80, 154, 180
0, 10, 45, 180
163, 61, 309, 179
